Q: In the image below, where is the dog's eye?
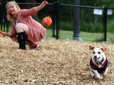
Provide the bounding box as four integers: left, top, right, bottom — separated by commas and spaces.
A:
93, 51, 95, 54
98, 52, 101, 54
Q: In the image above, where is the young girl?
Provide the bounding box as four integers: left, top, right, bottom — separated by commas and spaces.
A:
4, 1, 48, 50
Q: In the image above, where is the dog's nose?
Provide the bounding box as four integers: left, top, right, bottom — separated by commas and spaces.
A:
94, 56, 97, 59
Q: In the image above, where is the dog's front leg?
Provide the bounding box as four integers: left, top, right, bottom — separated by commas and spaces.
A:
93, 70, 102, 79
90, 68, 94, 77
91, 71, 94, 77
103, 67, 108, 76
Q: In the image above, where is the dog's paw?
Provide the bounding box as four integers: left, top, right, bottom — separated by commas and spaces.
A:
91, 73, 94, 77
103, 72, 107, 76
96, 75, 103, 79
99, 76, 103, 79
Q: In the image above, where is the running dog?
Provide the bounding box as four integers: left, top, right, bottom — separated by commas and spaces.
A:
89, 46, 109, 79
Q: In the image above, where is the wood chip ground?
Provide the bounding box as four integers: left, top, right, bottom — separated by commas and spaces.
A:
0, 35, 114, 85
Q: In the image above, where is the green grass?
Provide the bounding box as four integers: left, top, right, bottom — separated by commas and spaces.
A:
2, 24, 114, 43
46, 29, 114, 43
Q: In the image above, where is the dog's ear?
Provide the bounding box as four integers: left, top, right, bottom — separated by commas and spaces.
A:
89, 46, 94, 50
101, 47, 107, 52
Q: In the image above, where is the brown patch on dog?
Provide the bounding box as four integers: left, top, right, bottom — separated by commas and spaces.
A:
101, 47, 107, 52
89, 46, 95, 50
89, 46, 107, 52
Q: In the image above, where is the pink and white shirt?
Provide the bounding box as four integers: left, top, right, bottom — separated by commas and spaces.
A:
10, 7, 46, 43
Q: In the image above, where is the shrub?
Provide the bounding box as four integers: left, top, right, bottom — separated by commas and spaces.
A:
60, 20, 73, 30
107, 20, 114, 34
80, 21, 103, 33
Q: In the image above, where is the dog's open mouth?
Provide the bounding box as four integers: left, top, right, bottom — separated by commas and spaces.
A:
95, 57, 100, 61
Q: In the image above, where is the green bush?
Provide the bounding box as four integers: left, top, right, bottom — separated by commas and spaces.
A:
60, 20, 104, 33
107, 20, 114, 34
80, 21, 103, 33
60, 21, 73, 30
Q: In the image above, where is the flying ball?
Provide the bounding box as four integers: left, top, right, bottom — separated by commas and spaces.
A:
42, 16, 52, 26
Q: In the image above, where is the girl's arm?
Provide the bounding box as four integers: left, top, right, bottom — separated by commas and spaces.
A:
20, 1, 48, 17
34, 1, 48, 12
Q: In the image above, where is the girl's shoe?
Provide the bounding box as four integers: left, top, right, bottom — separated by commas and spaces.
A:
29, 44, 39, 50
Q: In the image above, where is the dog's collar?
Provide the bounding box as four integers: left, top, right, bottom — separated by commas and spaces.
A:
90, 58, 108, 69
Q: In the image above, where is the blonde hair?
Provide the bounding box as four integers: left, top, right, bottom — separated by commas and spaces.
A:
6, 1, 20, 21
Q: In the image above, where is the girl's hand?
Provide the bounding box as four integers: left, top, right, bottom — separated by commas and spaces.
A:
3, 32, 8, 37
40, 1, 48, 8
34, 1, 48, 13
3, 32, 12, 38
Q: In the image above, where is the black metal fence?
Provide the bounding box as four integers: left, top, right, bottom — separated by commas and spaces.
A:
1, 1, 114, 43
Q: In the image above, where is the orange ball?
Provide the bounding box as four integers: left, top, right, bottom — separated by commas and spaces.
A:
42, 16, 52, 26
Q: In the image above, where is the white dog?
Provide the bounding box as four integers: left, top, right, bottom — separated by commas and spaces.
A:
89, 46, 109, 79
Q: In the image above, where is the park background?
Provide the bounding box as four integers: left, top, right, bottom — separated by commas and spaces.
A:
1, 0, 114, 43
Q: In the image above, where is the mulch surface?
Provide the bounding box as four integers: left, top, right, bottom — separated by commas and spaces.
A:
0, 35, 114, 85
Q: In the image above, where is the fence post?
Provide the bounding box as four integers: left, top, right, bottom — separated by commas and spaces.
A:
72, 0, 82, 41
0, 0, 3, 31
56, 1, 60, 39
104, 6, 107, 41
52, 2, 56, 38
0, 0, 7, 32
52, 2, 60, 39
